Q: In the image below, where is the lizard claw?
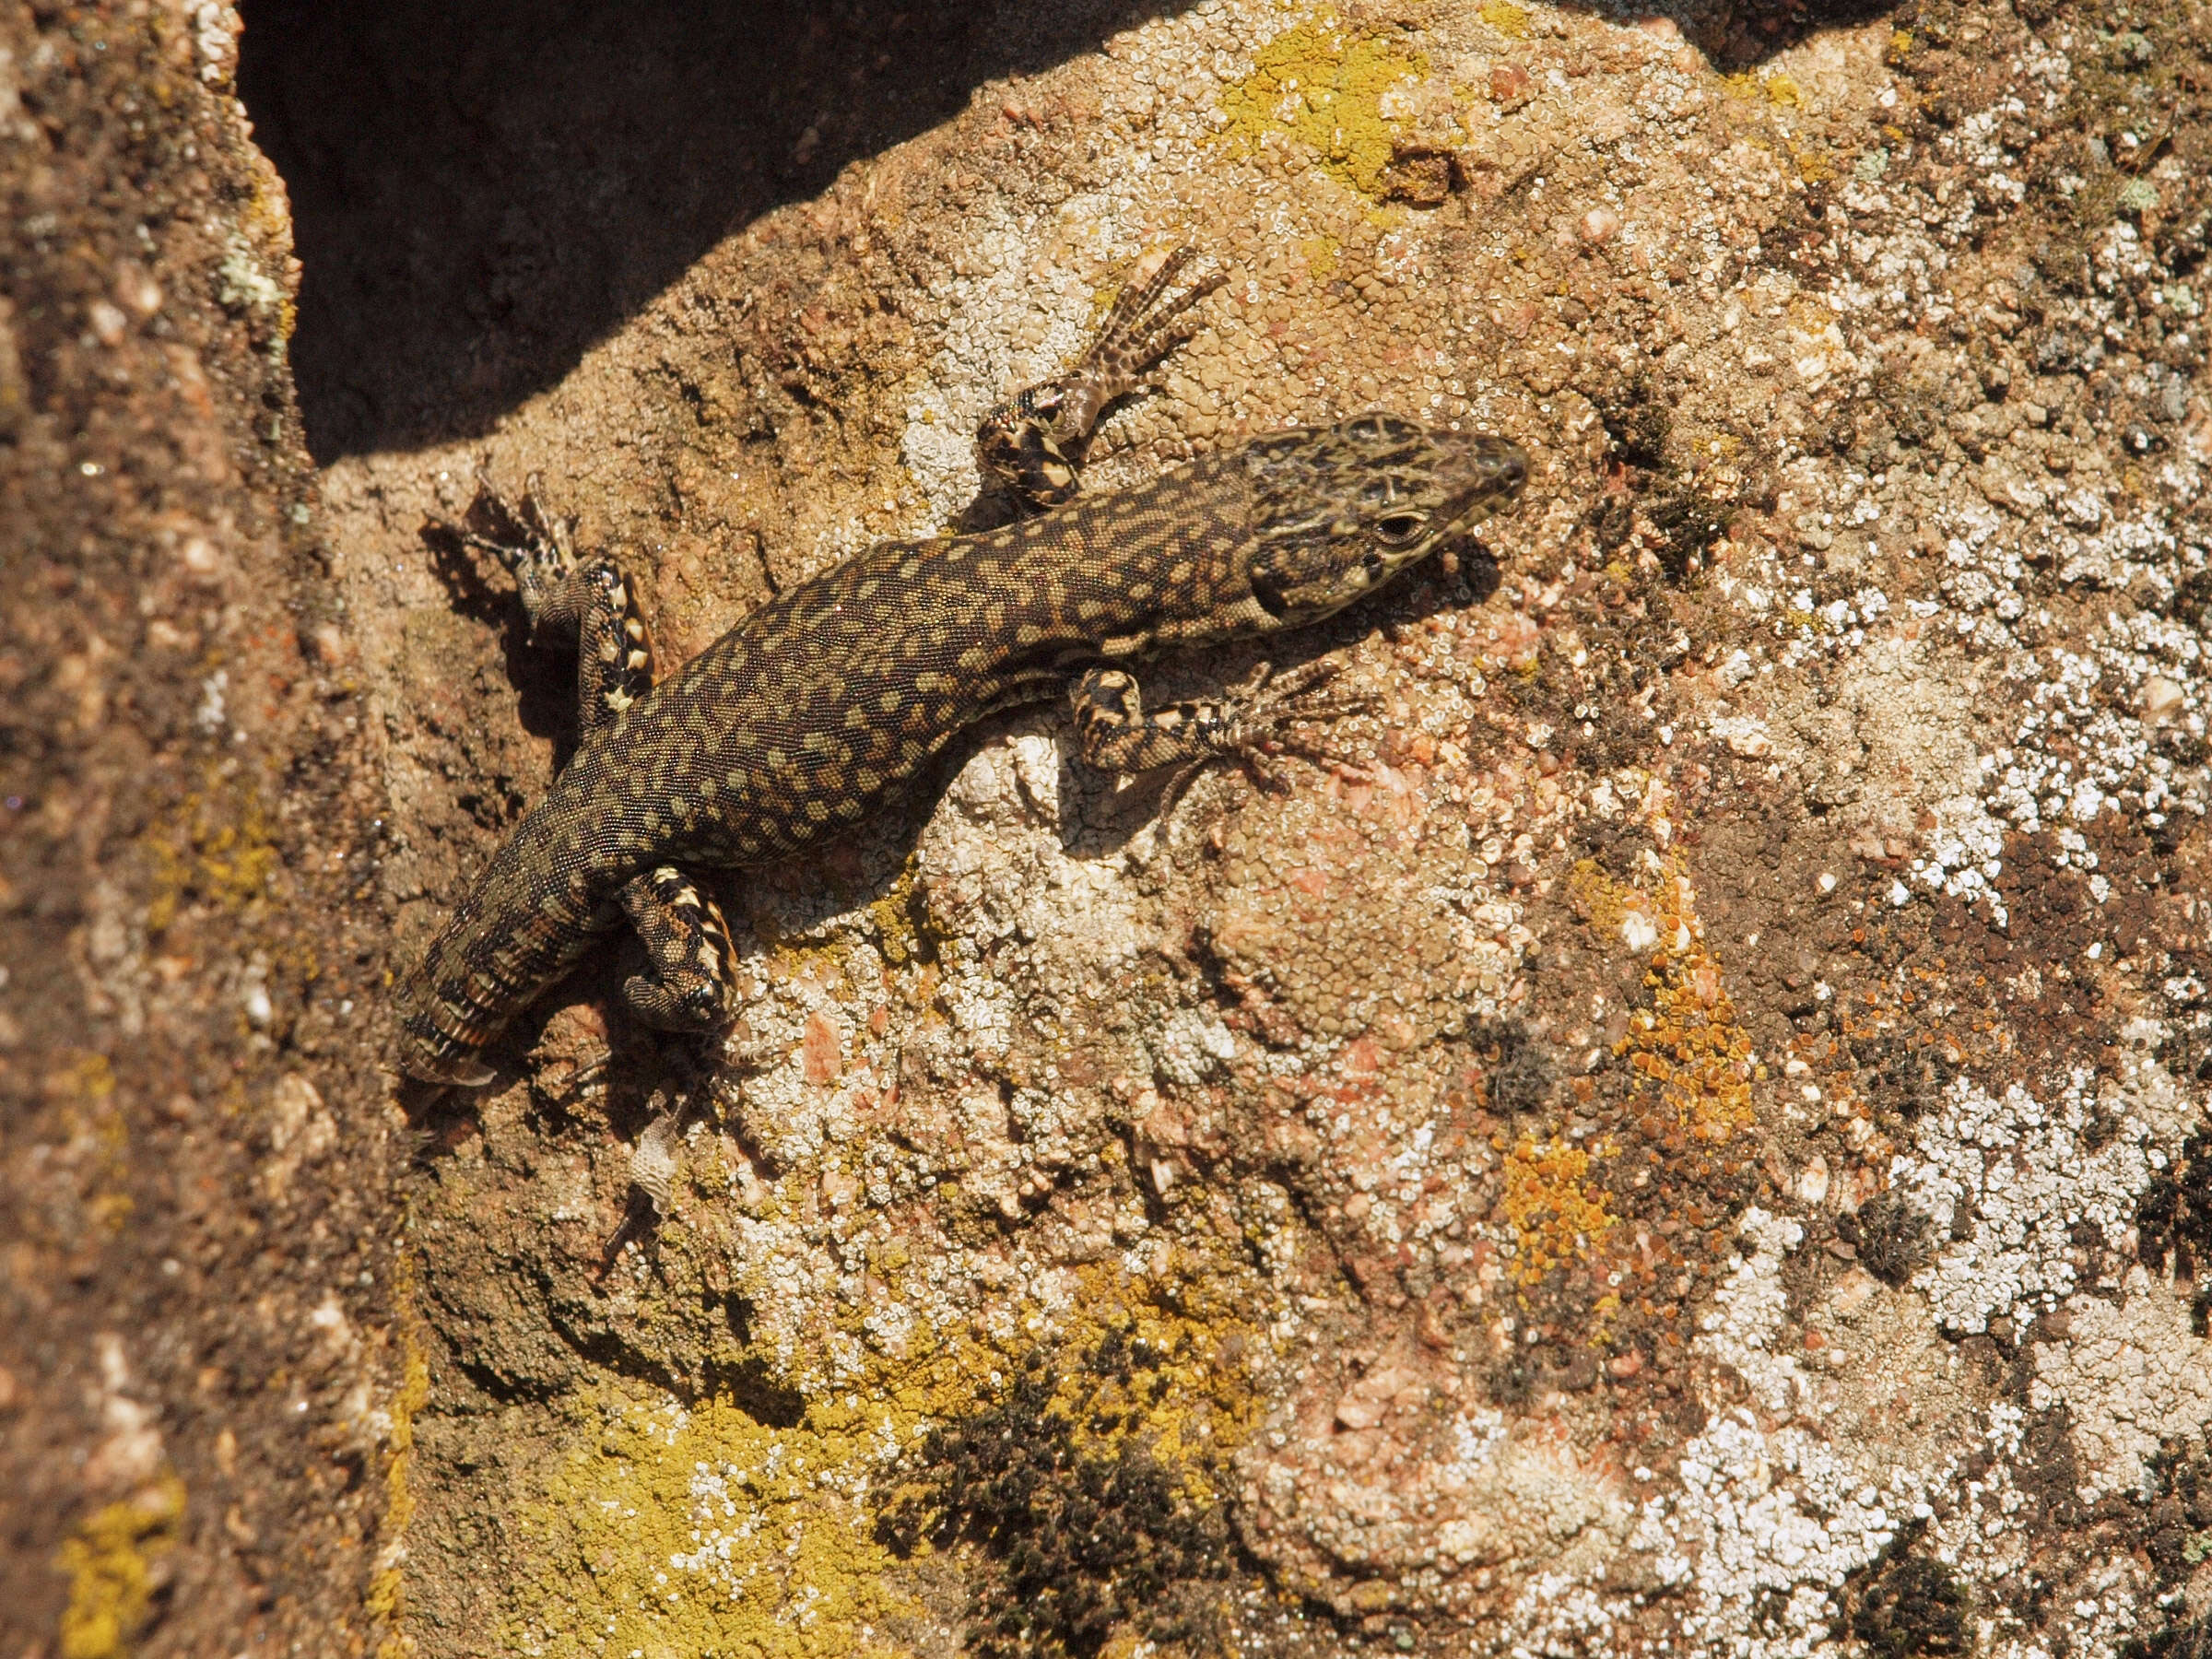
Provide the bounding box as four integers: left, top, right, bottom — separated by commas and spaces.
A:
1247, 658, 1382, 736
431, 477, 580, 591
1078, 245, 1228, 412
1217, 658, 1382, 787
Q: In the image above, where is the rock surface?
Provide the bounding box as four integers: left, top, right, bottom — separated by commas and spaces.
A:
0, 3, 396, 1654
13, 0, 2212, 1654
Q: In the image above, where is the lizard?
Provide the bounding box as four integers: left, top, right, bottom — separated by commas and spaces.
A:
394, 246, 1529, 1089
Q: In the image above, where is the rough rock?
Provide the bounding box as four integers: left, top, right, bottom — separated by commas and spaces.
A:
16, 0, 2212, 1654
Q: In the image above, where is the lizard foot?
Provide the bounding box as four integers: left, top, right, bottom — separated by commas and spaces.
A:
978, 244, 1227, 510
1151, 659, 1379, 807
1076, 244, 1228, 410
1229, 659, 1382, 791
438, 476, 582, 603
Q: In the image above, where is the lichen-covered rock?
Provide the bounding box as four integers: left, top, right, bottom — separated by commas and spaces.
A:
0, 5, 398, 1654
262, 0, 2212, 1652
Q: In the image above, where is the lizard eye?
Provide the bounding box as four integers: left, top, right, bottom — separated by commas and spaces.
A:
1375, 512, 1429, 546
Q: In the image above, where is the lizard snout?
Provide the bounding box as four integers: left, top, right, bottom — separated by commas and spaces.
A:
1441, 432, 1531, 529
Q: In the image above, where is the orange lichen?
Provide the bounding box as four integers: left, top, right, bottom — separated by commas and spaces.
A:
1500, 1135, 1618, 1284
1583, 859, 1757, 1140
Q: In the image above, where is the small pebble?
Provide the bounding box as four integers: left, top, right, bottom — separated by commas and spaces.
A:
1578, 206, 1621, 245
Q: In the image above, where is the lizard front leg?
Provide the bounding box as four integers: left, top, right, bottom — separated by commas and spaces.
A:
451, 484, 656, 729
977, 245, 1225, 512
1069, 660, 1379, 778
1070, 665, 1244, 772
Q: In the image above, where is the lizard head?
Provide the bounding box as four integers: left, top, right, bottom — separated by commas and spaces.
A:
1241, 415, 1527, 626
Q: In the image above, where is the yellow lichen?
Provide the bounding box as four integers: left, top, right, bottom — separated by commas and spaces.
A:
1041, 1267, 1265, 1507
48, 1053, 133, 1238
1723, 69, 1806, 111
56, 1475, 185, 1659
1566, 858, 1629, 935
499, 1256, 1265, 1656
368, 1247, 431, 1658
144, 762, 281, 934
1217, 16, 1431, 199
1500, 1135, 1618, 1284
508, 1390, 918, 1659
863, 856, 924, 968
1477, 0, 1531, 39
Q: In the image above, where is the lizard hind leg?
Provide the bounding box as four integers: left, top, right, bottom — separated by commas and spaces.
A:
617, 865, 737, 1035
450, 478, 657, 733
977, 244, 1226, 512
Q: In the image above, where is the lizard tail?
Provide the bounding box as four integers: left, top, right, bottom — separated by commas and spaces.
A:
391, 816, 623, 1086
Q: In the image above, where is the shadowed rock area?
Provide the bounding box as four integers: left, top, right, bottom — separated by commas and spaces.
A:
235, 0, 1194, 460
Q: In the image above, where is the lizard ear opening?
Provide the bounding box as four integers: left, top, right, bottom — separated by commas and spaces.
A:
1250, 567, 1294, 619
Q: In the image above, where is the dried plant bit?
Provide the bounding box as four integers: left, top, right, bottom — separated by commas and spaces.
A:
629, 1104, 685, 1216
591, 1100, 687, 1288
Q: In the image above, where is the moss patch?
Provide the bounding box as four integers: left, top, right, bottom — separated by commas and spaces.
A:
1218, 16, 1432, 200
882, 1284, 1265, 1659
